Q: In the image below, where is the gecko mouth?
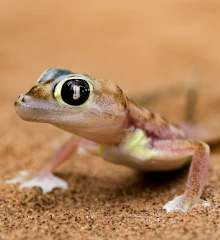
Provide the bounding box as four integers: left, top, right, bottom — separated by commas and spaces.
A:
14, 95, 83, 124
14, 94, 63, 123
15, 100, 50, 112
14, 100, 53, 122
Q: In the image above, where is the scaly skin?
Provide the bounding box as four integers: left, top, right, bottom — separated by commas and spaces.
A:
11, 68, 212, 212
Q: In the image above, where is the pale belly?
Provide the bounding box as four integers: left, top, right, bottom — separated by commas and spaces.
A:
100, 145, 191, 171
98, 128, 191, 171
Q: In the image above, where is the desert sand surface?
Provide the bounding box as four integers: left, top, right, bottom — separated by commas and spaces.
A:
0, 0, 220, 239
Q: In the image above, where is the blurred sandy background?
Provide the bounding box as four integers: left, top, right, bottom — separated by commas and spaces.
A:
0, 1, 220, 239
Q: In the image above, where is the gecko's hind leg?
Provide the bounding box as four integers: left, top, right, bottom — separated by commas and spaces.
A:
153, 139, 210, 212
132, 85, 183, 107
133, 74, 201, 111
181, 78, 220, 143
184, 77, 200, 124
180, 78, 202, 139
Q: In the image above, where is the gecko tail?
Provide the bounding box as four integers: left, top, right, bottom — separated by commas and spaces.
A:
179, 122, 220, 146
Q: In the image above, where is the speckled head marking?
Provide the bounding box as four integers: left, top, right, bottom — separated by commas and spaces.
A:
87, 75, 128, 116
14, 68, 129, 144
25, 80, 53, 100
23, 68, 75, 100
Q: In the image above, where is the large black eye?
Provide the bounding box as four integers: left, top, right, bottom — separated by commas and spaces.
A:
54, 78, 92, 106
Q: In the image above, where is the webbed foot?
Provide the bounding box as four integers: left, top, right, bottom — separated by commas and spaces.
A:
20, 173, 68, 194
6, 171, 68, 194
163, 195, 210, 212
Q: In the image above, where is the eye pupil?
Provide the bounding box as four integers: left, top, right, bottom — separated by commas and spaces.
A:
61, 79, 90, 106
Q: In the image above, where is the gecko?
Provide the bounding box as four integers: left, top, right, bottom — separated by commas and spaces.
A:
11, 68, 214, 212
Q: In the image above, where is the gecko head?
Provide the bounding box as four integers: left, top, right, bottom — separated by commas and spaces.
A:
14, 68, 128, 143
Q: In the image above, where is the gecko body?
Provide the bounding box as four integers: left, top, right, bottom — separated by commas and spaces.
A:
12, 68, 211, 212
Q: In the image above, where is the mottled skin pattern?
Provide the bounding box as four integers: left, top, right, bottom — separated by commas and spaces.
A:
127, 99, 186, 140
12, 68, 211, 212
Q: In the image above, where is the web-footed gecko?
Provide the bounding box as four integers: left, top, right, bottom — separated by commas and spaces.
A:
12, 68, 213, 212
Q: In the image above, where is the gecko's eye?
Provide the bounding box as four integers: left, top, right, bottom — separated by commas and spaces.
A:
53, 78, 93, 106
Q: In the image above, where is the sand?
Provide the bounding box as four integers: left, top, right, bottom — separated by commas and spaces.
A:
0, 1, 220, 239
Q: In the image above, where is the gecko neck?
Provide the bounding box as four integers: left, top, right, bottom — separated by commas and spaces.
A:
126, 98, 187, 140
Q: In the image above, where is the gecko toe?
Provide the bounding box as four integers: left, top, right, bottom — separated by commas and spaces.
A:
6, 170, 34, 184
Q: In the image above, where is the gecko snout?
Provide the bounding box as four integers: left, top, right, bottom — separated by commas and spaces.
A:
14, 94, 30, 107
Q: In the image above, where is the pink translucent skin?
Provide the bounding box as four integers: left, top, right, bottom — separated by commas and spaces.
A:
38, 137, 79, 177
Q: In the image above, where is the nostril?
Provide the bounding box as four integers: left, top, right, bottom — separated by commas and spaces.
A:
18, 94, 28, 102
18, 94, 24, 102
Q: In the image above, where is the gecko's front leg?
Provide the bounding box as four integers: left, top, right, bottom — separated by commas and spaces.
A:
7, 137, 98, 194
153, 140, 210, 212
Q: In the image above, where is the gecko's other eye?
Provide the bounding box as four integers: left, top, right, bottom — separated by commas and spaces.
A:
37, 68, 74, 84
53, 78, 93, 106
